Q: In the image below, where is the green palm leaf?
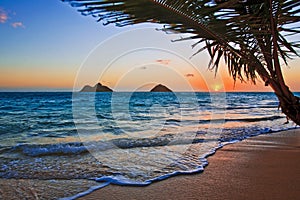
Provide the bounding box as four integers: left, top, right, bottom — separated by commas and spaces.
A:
63, 0, 300, 125
63, 0, 299, 83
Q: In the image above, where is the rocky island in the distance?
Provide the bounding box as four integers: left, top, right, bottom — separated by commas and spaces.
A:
150, 84, 172, 92
80, 83, 172, 92
80, 83, 113, 92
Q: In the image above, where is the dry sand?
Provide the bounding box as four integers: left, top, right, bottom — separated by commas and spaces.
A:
80, 129, 300, 200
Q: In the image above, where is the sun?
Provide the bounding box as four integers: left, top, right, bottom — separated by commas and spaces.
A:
212, 84, 222, 92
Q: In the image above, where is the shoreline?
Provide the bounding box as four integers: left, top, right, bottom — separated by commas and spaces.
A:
79, 129, 300, 200
0, 129, 299, 199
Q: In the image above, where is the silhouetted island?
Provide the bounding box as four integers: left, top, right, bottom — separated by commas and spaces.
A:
150, 84, 172, 92
80, 83, 113, 92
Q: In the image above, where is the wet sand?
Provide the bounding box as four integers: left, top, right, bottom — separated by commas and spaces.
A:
80, 129, 300, 200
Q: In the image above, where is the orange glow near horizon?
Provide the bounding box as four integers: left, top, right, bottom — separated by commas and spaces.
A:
187, 76, 209, 92
0, 66, 76, 89
1, 59, 299, 92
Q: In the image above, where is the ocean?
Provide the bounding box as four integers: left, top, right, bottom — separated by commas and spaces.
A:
0, 92, 297, 199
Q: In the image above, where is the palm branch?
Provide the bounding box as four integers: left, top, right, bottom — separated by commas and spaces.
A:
63, 0, 300, 125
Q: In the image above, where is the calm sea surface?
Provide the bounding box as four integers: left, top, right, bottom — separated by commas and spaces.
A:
0, 92, 297, 199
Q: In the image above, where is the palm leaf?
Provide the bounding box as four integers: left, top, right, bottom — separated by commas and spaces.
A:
63, 0, 300, 83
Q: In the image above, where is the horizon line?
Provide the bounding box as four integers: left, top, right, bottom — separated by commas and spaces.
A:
1, 88, 298, 93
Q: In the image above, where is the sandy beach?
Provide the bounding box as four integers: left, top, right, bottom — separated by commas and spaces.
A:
80, 129, 300, 200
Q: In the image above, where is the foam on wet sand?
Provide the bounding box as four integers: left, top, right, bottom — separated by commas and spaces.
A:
79, 129, 300, 200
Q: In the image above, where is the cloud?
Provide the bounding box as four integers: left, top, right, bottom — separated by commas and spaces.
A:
0, 8, 24, 29
11, 22, 25, 28
156, 59, 171, 65
139, 66, 147, 70
185, 73, 194, 78
0, 8, 8, 23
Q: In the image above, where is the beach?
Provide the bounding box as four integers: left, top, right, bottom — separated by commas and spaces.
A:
80, 129, 300, 200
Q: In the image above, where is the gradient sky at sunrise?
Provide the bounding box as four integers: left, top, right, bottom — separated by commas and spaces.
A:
0, 0, 299, 92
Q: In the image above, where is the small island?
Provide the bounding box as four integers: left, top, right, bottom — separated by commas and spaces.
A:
150, 84, 172, 92
80, 83, 113, 92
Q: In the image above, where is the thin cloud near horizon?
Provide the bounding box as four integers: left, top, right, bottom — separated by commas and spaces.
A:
155, 59, 171, 65
139, 66, 147, 70
185, 73, 194, 77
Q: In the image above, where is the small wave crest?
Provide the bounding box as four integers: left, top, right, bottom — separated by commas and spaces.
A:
199, 115, 283, 124
9, 134, 206, 157
13, 142, 89, 156
226, 105, 278, 110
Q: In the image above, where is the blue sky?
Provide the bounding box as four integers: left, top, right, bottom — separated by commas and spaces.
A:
0, 0, 118, 71
0, 0, 299, 91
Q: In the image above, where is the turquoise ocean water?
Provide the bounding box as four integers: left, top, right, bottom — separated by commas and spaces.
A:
0, 92, 297, 199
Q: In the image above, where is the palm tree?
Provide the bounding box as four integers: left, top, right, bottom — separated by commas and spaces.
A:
63, 0, 300, 125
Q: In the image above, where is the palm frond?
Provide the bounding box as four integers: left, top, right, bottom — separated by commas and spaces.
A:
63, 0, 300, 83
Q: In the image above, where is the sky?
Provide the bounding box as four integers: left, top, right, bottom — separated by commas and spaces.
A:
0, 0, 299, 92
